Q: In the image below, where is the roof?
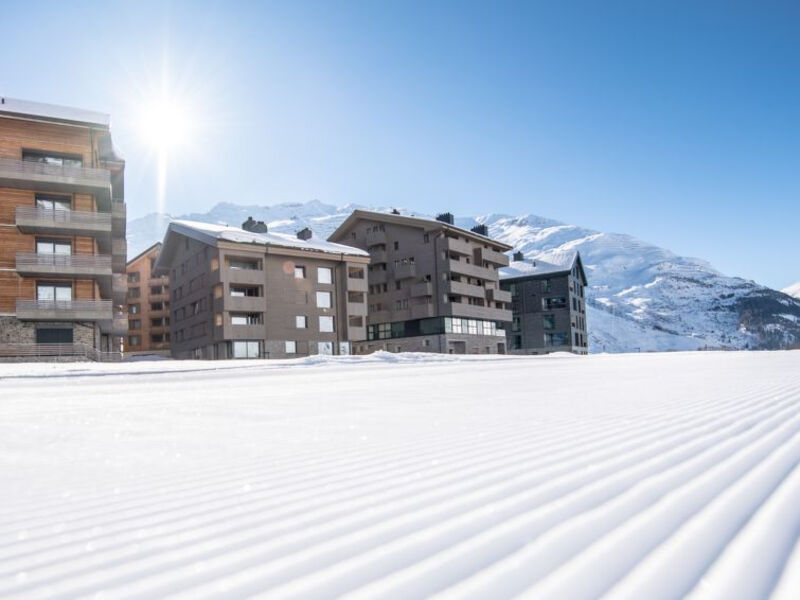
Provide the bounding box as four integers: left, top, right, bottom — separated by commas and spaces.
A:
167, 219, 369, 257
0, 97, 110, 128
328, 209, 513, 251
500, 251, 585, 282
126, 242, 163, 269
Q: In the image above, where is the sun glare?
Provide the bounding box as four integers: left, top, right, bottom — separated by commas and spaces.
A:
138, 97, 193, 152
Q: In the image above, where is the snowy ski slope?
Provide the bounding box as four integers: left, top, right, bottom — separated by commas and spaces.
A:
1, 351, 799, 599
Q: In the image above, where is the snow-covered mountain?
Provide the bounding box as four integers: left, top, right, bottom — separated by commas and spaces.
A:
783, 282, 800, 299
127, 201, 800, 353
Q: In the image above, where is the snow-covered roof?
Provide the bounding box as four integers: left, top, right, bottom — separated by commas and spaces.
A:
169, 219, 369, 257
329, 209, 513, 251
0, 97, 110, 127
500, 251, 579, 280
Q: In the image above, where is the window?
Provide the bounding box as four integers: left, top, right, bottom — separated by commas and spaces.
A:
319, 316, 334, 332
541, 279, 551, 293
37, 283, 72, 301
151, 318, 164, 327
348, 266, 364, 279
285, 340, 297, 354
294, 265, 306, 279
128, 303, 140, 314
151, 286, 164, 295
318, 341, 333, 355
36, 238, 71, 255
36, 328, 72, 344
543, 315, 556, 330
543, 297, 567, 310
151, 302, 164, 311
575, 332, 580, 346
232, 341, 260, 358
232, 313, 261, 325
229, 258, 259, 270
512, 317, 521, 332
23, 150, 82, 167
317, 267, 332, 284
545, 332, 569, 346
423, 233, 430, 243
395, 281, 401, 290
296, 315, 308, 329
316, 291, 332, 308
128, 335, 141, 346
127, 287, 140, 299
127, 272, 140, 283
393, 241, 399, 250
35, 194, 71, 211
151, 334, 164, 343
129, 319, 141, 330
230, 286, 260, 297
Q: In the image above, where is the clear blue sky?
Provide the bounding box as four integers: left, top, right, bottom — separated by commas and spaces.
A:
1, 1, 798, 289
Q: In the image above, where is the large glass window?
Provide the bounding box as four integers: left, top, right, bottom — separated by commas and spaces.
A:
543, 315, 556, 330
37, 283, 72, 301
316, 291, 332, 308
545, 332, 569, 346
318, 341, 333, 355
36, 328, 73, 344
35, 194, 71, 211
231, 313, 260, 325
317, 267, 332, 284
543, 297, 567, 310
23, 150, 82, 167
319, 316, 334, 332
232, 340, 260, 358
230, 286, 260, 297
228, 258, 259, 270
36, 239, 71, 254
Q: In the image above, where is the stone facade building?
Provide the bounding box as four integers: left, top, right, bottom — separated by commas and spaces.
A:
124, 242, 170, 355
0, 97, 126, 361
499, 251, 589, 355
328, 210, 513, 354
155, 219, 370, 359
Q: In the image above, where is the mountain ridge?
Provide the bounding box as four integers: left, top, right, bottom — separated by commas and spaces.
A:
127, 201, 800, 353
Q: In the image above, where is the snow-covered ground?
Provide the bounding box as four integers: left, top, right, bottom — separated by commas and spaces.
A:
2, 351, 800, 599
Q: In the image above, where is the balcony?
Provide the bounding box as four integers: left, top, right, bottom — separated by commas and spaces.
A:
369, 269, 388, 285
16, 252, 112, 277
100, 313, 128, 335
486, 287, 512, 303
225, 296, 266, 313
446, 301, 512, 323
224, 323, 266, 340
369, 248, 387, 264
411, 302, 435, 319
410, 281, 433, 297
112, 273, 127, 305
445, 280, 486, 299
346, 275, 368, 293
347, 301, 368, 316
16, 299, 112, 321
447, 258, 495, 281
393, 262, 416, 280
226, 268, 264, 285
443, 236, 473, 256
112, 202, 126, 233
112, 238, 127, 271
474, 246, 510, 267
0, 157, 111, 204
365, 229, 387, 247
15, 206, 111, 236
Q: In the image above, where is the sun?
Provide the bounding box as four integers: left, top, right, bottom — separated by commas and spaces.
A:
138, 96, 194, 152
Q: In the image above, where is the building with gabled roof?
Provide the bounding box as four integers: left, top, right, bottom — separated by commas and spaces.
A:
328, 209, 513, 355
124, 242, 170, 355
155, 219, 370, 359
499, 251, 589, 354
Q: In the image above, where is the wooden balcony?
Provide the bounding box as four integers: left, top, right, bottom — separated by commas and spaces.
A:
16, 299, 112, 321
15, 206, 111, 236
16, 252, 112, 277
0, 157, 111, 204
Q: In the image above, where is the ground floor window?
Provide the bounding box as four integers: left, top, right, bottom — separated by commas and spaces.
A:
285, 340, 297, 354
339, 341, 350, 355
232, 340, 260, 358
36, 328, 73, 344
318, 341, 333, 355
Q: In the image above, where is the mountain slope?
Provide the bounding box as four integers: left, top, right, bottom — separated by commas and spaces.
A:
127, 202, 800, 352
783, 282, 800, 299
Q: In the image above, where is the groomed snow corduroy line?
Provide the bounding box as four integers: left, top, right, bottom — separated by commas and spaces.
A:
1, 351, 799, 599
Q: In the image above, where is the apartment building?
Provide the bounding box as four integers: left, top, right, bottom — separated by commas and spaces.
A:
327, 210, 513, 354
125, 242, 170, 355
0, 97, 126, 360
499, 251, 589, 355
154, 219, 370, 359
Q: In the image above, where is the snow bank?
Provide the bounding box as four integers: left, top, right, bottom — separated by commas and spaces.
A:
1, 351, 799, 598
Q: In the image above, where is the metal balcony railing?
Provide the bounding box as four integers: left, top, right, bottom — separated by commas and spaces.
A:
0, 343, 121, 362
16, 252, 112, 276
15, 206, 112, 234
16, 299, 113, 321
0, 157, 111, 199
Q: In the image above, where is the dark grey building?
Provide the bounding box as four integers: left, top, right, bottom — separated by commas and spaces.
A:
499, 252, 588, 354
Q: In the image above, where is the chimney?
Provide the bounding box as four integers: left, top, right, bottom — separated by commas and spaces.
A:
296, 227, 313, 240
391, 208, 400, 215
436, 212, 454, 225
242, 216, 256, 231
471, 224, 488, 236
513, 250, 524, 262
242, 217, 268, 233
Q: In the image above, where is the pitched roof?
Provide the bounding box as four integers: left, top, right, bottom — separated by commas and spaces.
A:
126, 242, 163, 269
500, 251, 585, 282
328, 209, 513, 251
167, 219, 369, 257
0, 97, 110, 127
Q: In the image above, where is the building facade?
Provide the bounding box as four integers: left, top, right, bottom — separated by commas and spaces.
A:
328, 210, 513, 354
155, 220, 370, 359
499, 252, 589, 355
0, 97, 126, 361
125, 242, 170, 355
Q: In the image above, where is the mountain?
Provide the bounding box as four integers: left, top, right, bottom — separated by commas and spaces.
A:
783, 282, 800, 299
127, 201, 800, 353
